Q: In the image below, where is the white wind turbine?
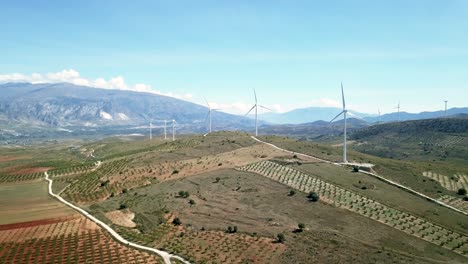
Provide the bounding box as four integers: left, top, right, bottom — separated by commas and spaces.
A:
172, 119, 177, 141
330, 82, 348, 164
444, 100, 448, 118
204, 97, 221, 135
395, 101, 401, 122
164, 120, 168, 140
149, 121, 153, 140
245, 89, 272, 136
378, 108, 382, 124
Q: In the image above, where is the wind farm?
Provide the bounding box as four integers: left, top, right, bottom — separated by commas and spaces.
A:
1, 1, 468, 264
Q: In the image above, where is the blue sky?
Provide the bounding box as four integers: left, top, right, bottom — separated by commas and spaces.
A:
1, 0, 467, 114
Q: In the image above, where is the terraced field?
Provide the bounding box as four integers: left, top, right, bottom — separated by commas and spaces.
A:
422, 171, 468, 192
238, 160, 468, 257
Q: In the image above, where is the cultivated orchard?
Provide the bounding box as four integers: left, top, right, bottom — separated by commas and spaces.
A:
238, 161, 468, 257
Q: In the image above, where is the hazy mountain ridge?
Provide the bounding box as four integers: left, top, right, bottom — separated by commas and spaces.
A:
258, 107, 372, 124
0, 82, 254, 129
258, 105, 468, 124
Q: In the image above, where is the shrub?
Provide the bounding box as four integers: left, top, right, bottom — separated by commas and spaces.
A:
172, 217, 182, 226
226, 226, 238, 234
352, 166, 359, 172
172, 169, 179, 174
189, 199, 196, 205
119, 204, 127, 210
307, 191, 320, 202
215, 177, 221, 183
457, 188, 467, 195
298, 223, 305, 231
288, 189, 296, 196
122, 188, 129, 194
277, 233, 285, 243
178, 191, 190, 198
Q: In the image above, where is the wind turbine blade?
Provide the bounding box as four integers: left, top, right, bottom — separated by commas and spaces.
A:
203, 97, 210, 108
259, 105, 273, 111
347, 111, 364, 120
341, 82, 346, 109
253, 89, 257, 104
330, 111, 345, 123
245, 105, 256, 116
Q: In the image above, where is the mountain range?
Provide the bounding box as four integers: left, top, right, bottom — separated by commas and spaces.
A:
1, 82, 468, 141
259, 106, 468, 124
0, 82, 254, 131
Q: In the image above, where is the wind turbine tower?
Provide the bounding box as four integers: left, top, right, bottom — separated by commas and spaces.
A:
204, 97, 220, 134
377, 108, 382, 124
444, 100, 448, 118
330, 82, 348, 164
246, 89, 272, 136
149, 122, 152, 140
172, 120, 176, 141
395, 102, 401, 122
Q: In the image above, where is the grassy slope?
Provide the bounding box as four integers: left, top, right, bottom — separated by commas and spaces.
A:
258, 135, 464, 199
91, 168, 466, 263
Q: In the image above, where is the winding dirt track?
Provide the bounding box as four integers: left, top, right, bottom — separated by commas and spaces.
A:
44, 170, 191, 264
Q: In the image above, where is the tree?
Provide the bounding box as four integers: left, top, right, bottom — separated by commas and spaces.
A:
178, 191, 190, 198
298, 223, 305, 232
172, 217, 182, 226
119, 204, 127, 210
189, 199, 196, 205
457, 188, 467, 195
277, 233, 285, 243
288, 189, 296, 196
307, 191, 320, 202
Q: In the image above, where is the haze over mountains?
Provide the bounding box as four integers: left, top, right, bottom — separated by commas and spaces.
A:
1, 82, 468, 134
0, 82, 254, 130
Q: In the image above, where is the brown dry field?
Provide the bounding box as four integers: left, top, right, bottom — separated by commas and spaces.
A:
0, 156, 31, 162
99, 166, 468, 264
10, 167, 53, 175
111, 143, 319, 185
105, 209, 137, 228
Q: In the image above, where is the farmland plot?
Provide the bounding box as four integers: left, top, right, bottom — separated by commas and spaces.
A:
60, 159, 152, 204
422, 172, 468, 192
0, 216, 163, 264
438, 195, 468, 214
113, 221, 285, 264
238, 161, 468, 257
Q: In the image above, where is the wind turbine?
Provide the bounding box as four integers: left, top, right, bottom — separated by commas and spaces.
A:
377, 108, 382, 124
245, 89, 272, 136
172, 119, 177, 141
149, 121, 152, 140
204, 97, 220, 134
330, 82, 348, 164
444, 100, 448, 118
395, 102, 401, 122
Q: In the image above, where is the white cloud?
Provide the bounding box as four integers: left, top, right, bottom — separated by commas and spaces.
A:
310, 98, 341, 108
0, 69, 194, 101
